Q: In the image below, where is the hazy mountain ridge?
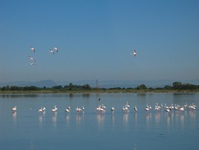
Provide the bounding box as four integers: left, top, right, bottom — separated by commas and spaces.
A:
0, 80, 56, 88
1, 79, 199, 88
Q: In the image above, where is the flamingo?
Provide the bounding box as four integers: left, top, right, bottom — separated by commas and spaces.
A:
65, 106, 71, 112
155, 103, 161, 111
28, 56, 36, 65
11, 106, 17, 113
134, 106, 138, 112
49, 49, 54, 54
38, 107, 43, 113
28, 56, 35, 62
76, 106, 84, 112
52, 105, 58, 112
54, 47, 58, 52
179, 107, 185, 111
145, 105, 151, 111
30, 46, 35, 52
122, 106, 129, 112
111, 107, 115, 112
122, 101, 130, 112
189, 104, 196, 110
133, 50, 136, 56
38, 107, 46, 113
96, 105, 106, 113
165, 108, 170, 112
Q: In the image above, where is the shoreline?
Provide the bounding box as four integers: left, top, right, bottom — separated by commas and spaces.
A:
1, 89, 199, 95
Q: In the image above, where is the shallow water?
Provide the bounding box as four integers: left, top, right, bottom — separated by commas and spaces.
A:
0, 93, 198, 150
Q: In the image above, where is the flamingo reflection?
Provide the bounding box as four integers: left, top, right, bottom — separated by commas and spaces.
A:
97, 113, 105, 128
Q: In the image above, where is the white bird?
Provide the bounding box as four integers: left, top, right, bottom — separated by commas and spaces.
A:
122, 101, 130, 112
49, 49, 54, 54
76, 106, 84, 112
145, 105, 151, 111
54, 47, 58, 53
65, 106, 71, 112
189, 104, 196, 110
11, 106, 17, 112
133, 50, 136, 56
38, 108, 43, 113
38, 107, 46, 113
165, 108, 170, 112
42, 107, 46, 111
96, 104, 106, 113
179, 107, 185, 111
28, 56, 36, 65
30, 46, 35, 52
28, 56, 35, 62
134, 106, 138, 112
111, 107, 115, 112
52, 105, 58, 112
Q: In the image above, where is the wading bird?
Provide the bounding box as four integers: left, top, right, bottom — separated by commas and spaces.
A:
11, 106, 17, 113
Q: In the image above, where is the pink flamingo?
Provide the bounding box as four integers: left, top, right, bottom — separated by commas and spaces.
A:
49, 49, 54, 54
133, 50, 136, 56
30, 46, 35, 52
54, 47, 58, 53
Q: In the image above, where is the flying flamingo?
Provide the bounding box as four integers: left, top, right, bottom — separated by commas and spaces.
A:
54, 47, 58, 53
28, 56, 35, 61
30, 46, 35, 52
28, 56, 36, 65
133, 50, 136, 56
49, 49, 54, 54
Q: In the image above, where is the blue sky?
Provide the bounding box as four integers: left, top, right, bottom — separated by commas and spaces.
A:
0, 0, 199, 83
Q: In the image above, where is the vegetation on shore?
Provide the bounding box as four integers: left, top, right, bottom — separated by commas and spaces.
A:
0, 82, 199, 94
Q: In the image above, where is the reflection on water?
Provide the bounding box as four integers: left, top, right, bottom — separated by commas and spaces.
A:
65, 114, 70, 122
111, 113, 115, 126
97, 113, 105, 128
180, 113, 185, 129
123, 112, 129, 125
165, 112, 171, 128
38, 112, 45, 127
189, 110, 196, 119
52, 112, 57, 127
146, 112, 152, 127
155, 112, 161, 124
76, 113, 84, 126
0, 93, 198, 150
12, 112, 17, 125
134, 112, 138, 129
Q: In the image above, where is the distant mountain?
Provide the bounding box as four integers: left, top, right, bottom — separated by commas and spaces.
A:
1, 79, 199, 88
0, 80, 56, 88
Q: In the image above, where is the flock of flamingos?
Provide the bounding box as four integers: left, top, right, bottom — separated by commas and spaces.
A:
28, 46, 137, 65
11, 101, 197, 115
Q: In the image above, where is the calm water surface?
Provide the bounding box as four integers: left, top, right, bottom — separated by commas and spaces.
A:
0, 93, 198, 150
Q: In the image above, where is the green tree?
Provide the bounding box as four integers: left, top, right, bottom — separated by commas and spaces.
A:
82, 84, 91, 90
68, 83, 74, 91
136, 84, 147, 90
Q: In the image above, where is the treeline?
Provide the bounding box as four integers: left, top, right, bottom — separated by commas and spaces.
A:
0, 83, 92, 92
0, 82, 199, 92
110, 82, 199, 91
